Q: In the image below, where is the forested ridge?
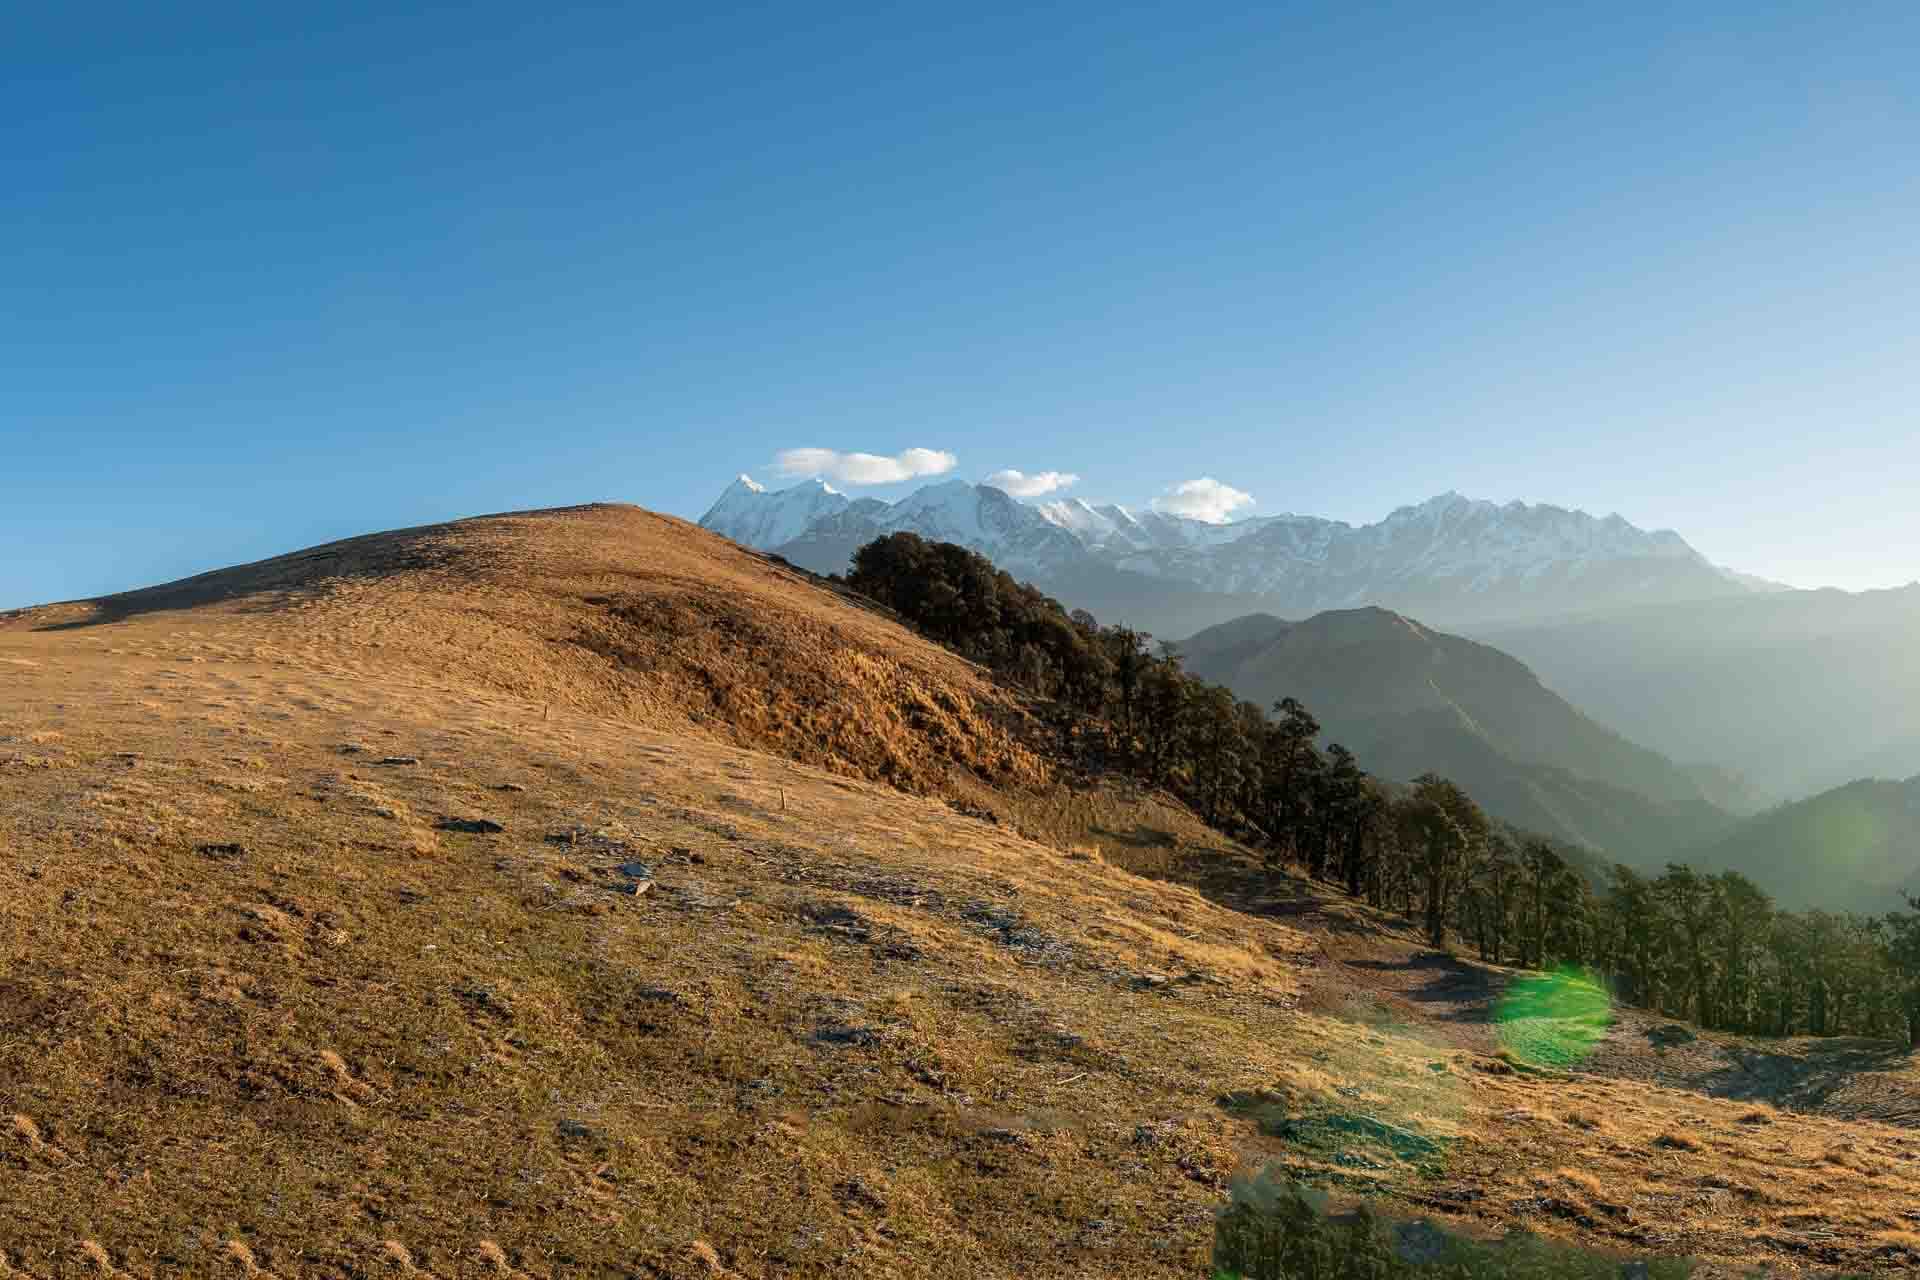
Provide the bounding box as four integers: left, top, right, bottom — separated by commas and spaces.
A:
844, 531, 1920, 1047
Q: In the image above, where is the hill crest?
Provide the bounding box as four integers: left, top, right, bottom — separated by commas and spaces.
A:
8, 502, 1054, 804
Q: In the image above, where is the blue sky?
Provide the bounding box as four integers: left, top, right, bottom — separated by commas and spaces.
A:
6, 1, 1917, 607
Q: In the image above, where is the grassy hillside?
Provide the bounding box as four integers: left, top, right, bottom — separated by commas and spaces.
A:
6, 504, 1920, 1276
12, 502, 1048, 798
1688, 776, 1920, 913
1179, 609, 1732, 864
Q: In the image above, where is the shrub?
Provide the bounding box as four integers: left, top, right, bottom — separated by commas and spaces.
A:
1214, 1168, 1710, 1279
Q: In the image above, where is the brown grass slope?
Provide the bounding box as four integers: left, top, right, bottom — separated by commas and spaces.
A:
13, 504, 1050, 800
2, 504, 1920, 1277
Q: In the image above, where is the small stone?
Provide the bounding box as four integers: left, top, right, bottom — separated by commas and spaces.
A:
615, 861, 652, 880
813, 1023, 876, 1047
492, 782, 528, 792
557, 1119, 598, 1141
196, 842, 247, 860
801, 903, 870, 939
375, 756, 418, 766
835, 1177, 888, 1212
609, 879, 653, 897
435, 817, 504, 834
455, 983, 510, 1016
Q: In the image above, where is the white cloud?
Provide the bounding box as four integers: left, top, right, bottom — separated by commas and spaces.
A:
1151, 476, 1255, 523
773, 446, 957, 486
985, 468, 1080, 498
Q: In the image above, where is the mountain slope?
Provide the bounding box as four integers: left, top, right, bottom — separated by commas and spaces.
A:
0, 507, 1325, 1277
4, 503, 1918, 1276
701, 479, 1762, 627
1475, 584, 1920, 802
1686, 776, 1920, 914
1179, 608, 1733, 862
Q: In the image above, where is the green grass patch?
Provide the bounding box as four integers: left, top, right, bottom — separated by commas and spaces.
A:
1492, 969, 1614, 1069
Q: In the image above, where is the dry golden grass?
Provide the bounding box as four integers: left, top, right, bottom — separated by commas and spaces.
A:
3, 503, 1920, 1276
11, 504, 1053, 799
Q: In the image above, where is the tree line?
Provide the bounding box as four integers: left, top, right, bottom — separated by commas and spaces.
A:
844, 531, 1920, 1048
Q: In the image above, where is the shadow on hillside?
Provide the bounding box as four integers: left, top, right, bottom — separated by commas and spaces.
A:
30, 525, 472, 630
1701, 1038, 1916, 1114
1160, 851, 1417, 941
1341, 954, 1504, 1025
1090, 823, 1178, 850
32, 590, 316, 631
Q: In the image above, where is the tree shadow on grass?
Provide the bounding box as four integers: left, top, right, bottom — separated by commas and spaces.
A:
1341, 953, 1507, 1026
1699, 1038, 1917, 1115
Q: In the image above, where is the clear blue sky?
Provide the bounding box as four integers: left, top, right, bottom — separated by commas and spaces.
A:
7, 1, 1918, 608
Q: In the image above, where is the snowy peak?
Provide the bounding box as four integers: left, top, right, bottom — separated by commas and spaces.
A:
700, 477, 1087, 577
697, 475, 850, 550
1366, 495, 1713, 576
877, 481, 1086, 571
697, 478, 1763, 624
1037, 498, 1132, 546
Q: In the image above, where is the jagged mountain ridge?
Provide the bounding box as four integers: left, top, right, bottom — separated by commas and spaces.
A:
700, 476, 1762, 626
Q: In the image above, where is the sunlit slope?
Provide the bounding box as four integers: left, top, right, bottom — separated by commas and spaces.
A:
10, 503, 1049, 798
0, 611, 1322, 1276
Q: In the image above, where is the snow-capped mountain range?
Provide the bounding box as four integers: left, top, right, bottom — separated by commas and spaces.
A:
699, 476, 1769, 629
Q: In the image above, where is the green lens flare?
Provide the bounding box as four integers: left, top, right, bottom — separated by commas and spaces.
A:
1492, 969, 1613, 1068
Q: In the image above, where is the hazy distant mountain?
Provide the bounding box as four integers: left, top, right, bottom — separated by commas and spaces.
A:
1474, 584, 1920, 804
1177, 608, 1733, 862
1686, 775, 1920, 914
1677, 762, 1769, 818
700, 478, 1765, 629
